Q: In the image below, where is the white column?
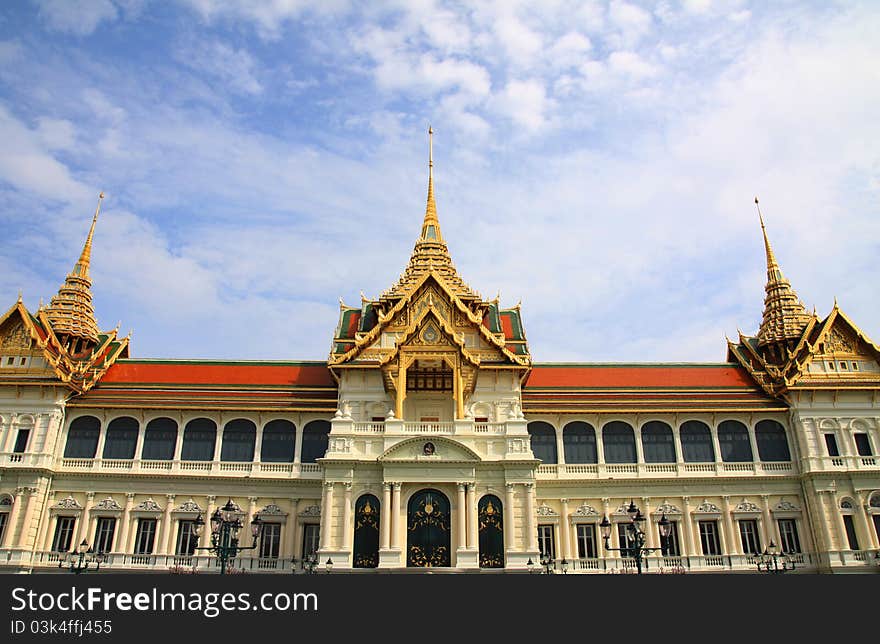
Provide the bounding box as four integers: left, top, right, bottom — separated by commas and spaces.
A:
293, 423, 304, 464
711, 427, 723, 466
525, 484, 537, 552
246, 497, 258, 549
504, 484, 514, 552
37, 492, 57, 551
857, 493, 877, 549
320, 483, 334, 550
681, 497, 696, 556
642, 497, 655, 550
760, 495, 775, 548
133, 423, 146, 461
390, 483, 401, 550
466, 483, 478, 550
94, 424, 108, 462
672, 426, 683, 464
560, 498, 571, 559
117, 494, 135, 553
555, 427, 565, 466
457, 483, 467, 551
747, 423, 760, 464
818, 491, 836, 553
286, 498, 299, 561
343, 484, 353, 550
634, 426, 645, 464
253, 424, 264, 463
161, 494, 176, 554
722, 496, 738, 554
77, 492, 95, 546
602, 498, 615, 559
16, 488, 38, 548
380, 483, 391, 550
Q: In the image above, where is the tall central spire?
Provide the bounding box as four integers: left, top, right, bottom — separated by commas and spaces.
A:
419, 125, 443, 245
754, 198, 812, 348
43, 192, 104, 347
380, 128, 478, 301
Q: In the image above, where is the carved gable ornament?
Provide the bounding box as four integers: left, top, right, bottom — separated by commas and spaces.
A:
535, 503, 558, 517
94, 497, 122, 511
298, 505, 321, 518
135, 498, 162, 512
826, 328, 856, 354
573, 504, 599, 517
259, 503, 285, 516
774, 500, 800, 512
694, 501, 721, 514
654, 502, 681, 515
176, 498, 202, 513
56, 495, 82, 510
380, 437, 480, 462
0, 318, 32, 350
734, 500, 761, 513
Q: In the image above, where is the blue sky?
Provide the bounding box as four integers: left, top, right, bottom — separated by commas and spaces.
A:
0, 0, 878, 362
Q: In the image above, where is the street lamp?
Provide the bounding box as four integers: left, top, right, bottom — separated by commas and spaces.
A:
193, 499, 263, 575
59, 539, 104, 574
755, 541, 796, 574
540, 551, 554, 574
526, 557, 537, 574
325, 558, 334, 573
295, 552, 318, 574
599, 501, 669, 574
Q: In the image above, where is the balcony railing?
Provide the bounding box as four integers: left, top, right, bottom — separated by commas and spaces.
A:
802, 455, 880, 472
54, 458, 324, 478
535, 461, 798, 479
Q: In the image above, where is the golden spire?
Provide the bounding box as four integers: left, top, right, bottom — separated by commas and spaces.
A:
382, 127, 478, 301
43, 192, 104, 347
754, 198, 812, 348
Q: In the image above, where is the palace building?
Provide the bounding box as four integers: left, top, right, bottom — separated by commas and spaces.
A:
1, 136, 879, 574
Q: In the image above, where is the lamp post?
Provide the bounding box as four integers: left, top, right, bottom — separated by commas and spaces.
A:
540, 551, 554, 574
192, 499, 263, 575
325, 558, 334, 573
295, 552, 318, 574
755, 541, 796, 574
58, 540, 104, 574
599, 501, 671, 575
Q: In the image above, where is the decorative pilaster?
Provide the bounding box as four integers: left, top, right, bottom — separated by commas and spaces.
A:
601, 497, 615, 559
380, 483, 391, 550
390, 483, 401, 550
466, 483, 478, 550
504, 484, 515, 552
320, 483, 334, 550
16, 488, 38, 549
78, 492, 95, 546
118, 493, 135, 554
681, 497, 696, 555
161, 494, 175, 554
722, 496, 737, 555
641, 497, 655, 550
524, 484, 537, 553
343, 484, 353, 551
760, 495, 775, 548
560, 499, 571, 559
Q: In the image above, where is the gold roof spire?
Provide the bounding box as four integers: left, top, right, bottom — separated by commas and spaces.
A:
43, 192, 104, 345
381, 128, 478, 301
754, 198, 812, 347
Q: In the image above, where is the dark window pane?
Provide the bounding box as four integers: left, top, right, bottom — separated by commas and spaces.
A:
641, 421, 675, 463
680, 421, 714, 462
527, 422, 557, 464
261, 420, 296, 463
95, 517, 116, 553
842, 515, 860, 550
755, 420, 790, 461
824, 434, 839, 457
64, 416, 100, 459
142, 418, 178, 460
181, 418, 217, 461
103, 417, 138, 459
52, 517, 77, 552
855, 433, 873, 456
718, 420, 752, 462
220, 419, 256, 462
301, 420, 330, 463
562, 422, 596, 464
603, 422, 636, 463
13, 429, 30, 453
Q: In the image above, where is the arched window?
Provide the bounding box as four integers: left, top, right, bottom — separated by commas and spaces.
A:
301, 420, 330, 463
527, 422, 558, 464
563, 422, 597, 464
680, 421, 714, 462
142, 417, 178, 460
181, 418, 217, 461
103, 416, 138, 459
641, 421, 675, 463
261, 420, 296, 463
221, 419, 256, 462
64, 416, 100, 459
755, 420, 791, 462
603, 421, 636, 464
718, 420, 752, 462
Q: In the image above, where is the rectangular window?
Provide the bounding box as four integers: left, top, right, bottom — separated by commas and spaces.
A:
872, 516, 880, 546
617, 523, 634, 557
94, 517, 116, 553
842, 515, 860, 550
12, 430, 30, 453
260, 523, 281, 559
778, 519, 801, 554
52, 516, 77, 552
134, 518, 157, 555
824, 434, 840, 457
0, 513, 8, 545
661, 520, 680, 557
301, 524, 320, 559
738, 519, 761, 555
576, 524, 597, 559
175, 520, 198, 556
698, 520, 721, 555
537, 524, 555, 560
854, 433, 873, 456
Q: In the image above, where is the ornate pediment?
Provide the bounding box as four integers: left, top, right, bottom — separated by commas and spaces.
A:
655, 502, 681, 515
135, 497, 162, 512
694, 500, 721, 513
774, 499, 800, 512
56, 495, 82, 509
379, 437, 480, 463
536, 503, 558, 517
734, 500, 761, 513
94, 497, 122, 511
573, 504, 599, 517
176, 498, 202, 513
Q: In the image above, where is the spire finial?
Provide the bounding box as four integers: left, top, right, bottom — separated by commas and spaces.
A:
428, 124, 433, 168
76, 191, 104, 273
755, 196, 778, 272
17, 290, 23, 303
419, 126, 442, 244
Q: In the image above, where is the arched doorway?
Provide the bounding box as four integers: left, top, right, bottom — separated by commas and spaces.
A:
478, 495, 504, 568
407, 489, 451, 568
353, 494, 380, 568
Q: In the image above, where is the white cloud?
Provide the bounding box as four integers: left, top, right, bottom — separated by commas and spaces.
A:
175, 40, 264, 96
34, 0, 119, 36
607, 0, 653, 48
493, 79, 552, 132
35, 117, 76, 151
182, 0, 349, 39
607, 50, 659, 78
548, 32, 593, 69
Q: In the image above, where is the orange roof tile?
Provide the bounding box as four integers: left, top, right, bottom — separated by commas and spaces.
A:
100, 361, 335, 387
525, 364, 759, 389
